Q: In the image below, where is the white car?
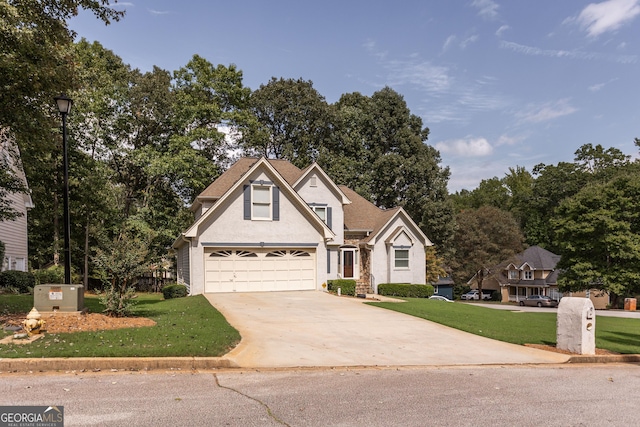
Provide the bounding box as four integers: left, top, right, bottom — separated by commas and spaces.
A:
429, 295, 454, 302
460, 290, 492, 300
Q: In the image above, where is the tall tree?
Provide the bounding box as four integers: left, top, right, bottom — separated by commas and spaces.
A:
323, 87, 453, 250
0, 0, 124, 147
449, 206, 524, 295
553, 168, 640, 305
240, 77, 331, 168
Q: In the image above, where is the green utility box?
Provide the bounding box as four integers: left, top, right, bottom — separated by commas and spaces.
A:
34, 284, 85, 312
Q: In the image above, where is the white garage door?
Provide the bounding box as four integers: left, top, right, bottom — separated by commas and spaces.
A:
204, 248, 316, 293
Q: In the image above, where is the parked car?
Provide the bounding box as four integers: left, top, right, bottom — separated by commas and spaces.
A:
429, 295, 454, 302
519, 295, 558, 307
461, 290, 492, 300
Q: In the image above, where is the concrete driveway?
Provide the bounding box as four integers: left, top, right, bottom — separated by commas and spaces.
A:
204, 291, 569, 368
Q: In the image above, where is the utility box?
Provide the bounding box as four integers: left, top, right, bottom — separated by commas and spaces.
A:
34, 284, 84, 312
624, 298, 637, 311
557, 297, 595, 355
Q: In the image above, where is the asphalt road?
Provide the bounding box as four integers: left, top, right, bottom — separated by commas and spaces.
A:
2, 364, 639, 426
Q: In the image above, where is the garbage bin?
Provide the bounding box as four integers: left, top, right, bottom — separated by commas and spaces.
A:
624, 298, 637, 311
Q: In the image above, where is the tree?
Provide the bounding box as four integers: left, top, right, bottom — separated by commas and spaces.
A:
553, 169, 640, 304
93, 227, 150, 316
0, 0, 124, 152
449, 206, 525, 295
323, 87, 453, 250
239, 77, 331, 168
425, 246, 447, 284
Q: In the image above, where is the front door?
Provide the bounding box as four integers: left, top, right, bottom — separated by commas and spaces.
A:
343, 250, 354, 278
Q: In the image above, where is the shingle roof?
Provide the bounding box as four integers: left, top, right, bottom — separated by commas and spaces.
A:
493, 246, 561, 286
339, 185, 400, 241
196, 158, 304, 201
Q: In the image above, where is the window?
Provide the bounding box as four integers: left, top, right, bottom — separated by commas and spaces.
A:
524, 270, 533, 280
508, 270, 519, 280
394, 249, 409, 268
244, 184, 279, 221
252, 185, 271, 219
312, 206, 326, 222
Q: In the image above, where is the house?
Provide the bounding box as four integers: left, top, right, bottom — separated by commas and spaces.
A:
173, 157, 432, 295
469, 246, 609, 309
0, 131, 34, 272
432, 275, 454, 300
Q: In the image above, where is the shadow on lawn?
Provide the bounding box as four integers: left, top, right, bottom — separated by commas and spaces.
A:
598, 331, 640, 352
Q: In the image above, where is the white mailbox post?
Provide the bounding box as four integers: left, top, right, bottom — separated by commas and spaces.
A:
556, 297, 596, 355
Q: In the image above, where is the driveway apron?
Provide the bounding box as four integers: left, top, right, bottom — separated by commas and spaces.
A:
204, 291, 569, 368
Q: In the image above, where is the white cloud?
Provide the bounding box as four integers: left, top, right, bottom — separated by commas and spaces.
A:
515, 99, 578, 124
435, 137, 493, 157
566, 0, 640, 37
495, 25, 510, 36
471, 0, 500, 20
495, 134, 526, 146
442, 35, 456, 51
500, 40, 637, 64
149, 9, 171, 15
588, 78, 618, 91
460, 35, 479, 49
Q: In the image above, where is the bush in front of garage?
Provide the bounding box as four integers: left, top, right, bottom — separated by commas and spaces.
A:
327, 279, 356, 296
378, 283, 434, 298
162, 283, 188, 299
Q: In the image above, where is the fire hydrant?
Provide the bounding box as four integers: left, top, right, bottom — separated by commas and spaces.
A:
22, 308, 46, 336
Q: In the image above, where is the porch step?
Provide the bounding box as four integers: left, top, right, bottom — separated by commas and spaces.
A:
355, 280, 371, 295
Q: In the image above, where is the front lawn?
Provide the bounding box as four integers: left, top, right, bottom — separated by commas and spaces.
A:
0, 293, 240, 358
369, 299, 640, 354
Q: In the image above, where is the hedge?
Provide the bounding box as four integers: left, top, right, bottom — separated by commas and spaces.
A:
0, 270, 36, 294
378, 283, 434, 298
327, 279, 356, 296
162, 283, 188, 299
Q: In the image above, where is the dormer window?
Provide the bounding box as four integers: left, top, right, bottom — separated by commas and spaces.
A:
508, 270, 519, 280
524, 270, 533, 280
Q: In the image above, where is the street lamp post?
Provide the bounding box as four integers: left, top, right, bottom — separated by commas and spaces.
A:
54, 94, 73, 285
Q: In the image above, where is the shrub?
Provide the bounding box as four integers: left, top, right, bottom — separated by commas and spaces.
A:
32, 265, 65, 285
162, 283, 188, 299
327, 279, 356, 296
378, 283, 434, 298
100, 285, 137, 317
0, 270, 35, 294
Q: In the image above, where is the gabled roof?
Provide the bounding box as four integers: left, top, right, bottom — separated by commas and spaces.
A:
178, 157, 334, 244
339, 185, 430, 246
293, 163, 351, 205
339, 185, 396, 232
514, 246, 561, 270
192, 158, 304, 210
490, 246, 561, 286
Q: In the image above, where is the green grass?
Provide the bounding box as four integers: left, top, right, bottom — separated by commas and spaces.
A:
369, 299, 640, 354
0, 293, 240, 358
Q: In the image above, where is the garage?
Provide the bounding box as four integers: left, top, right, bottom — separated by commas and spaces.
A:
204, 248, 316, 293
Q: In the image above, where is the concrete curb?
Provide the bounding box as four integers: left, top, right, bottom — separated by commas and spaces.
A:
2, 354, 639, 373
0, 357, 236, 373
566, 354, 640, 364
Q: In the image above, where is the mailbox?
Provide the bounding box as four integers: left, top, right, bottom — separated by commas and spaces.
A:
556, 297, 595, 355
34, 284, 84, 312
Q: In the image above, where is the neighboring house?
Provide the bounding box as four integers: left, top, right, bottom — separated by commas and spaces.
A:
0, 131, 34, 272
173, 157, 432, 295
469, 246, 609, 309
432, 275, 454, 300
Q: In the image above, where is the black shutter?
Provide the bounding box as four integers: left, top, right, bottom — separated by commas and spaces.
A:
272, 186, 280, 221
243, 185, 251, 220
327, 207, 332, 229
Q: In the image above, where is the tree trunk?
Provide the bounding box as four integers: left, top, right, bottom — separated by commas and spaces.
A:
84, 217, 90, 289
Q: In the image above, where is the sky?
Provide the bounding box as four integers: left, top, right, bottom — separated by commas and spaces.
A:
69, 0, 640, 192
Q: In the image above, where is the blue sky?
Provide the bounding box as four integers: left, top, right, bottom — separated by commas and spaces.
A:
70, 0, 640, 192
